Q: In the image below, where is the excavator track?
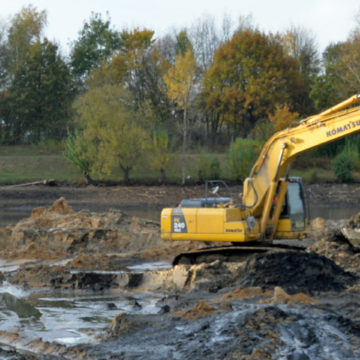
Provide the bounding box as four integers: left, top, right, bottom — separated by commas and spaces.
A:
172, 242, 306, 266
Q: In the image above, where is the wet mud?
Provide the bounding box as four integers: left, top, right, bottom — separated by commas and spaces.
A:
0, 184, 359, 359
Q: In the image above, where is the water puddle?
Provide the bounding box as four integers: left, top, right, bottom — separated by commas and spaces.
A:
69, 260, 172, 275
0, 264, 165, 347
126, 261, 172, 272
310, 205, 358, 220
0, 281, 32, 298
0, 259, 36, 273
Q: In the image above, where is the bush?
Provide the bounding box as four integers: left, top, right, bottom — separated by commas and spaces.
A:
209, 157, 221, 180
198, 153, 221, 181
148, 129, 172, 183
227, 138, 261, 181
63, 129, 94, 184
333, 151, 354, 182
343, 139, 360, 170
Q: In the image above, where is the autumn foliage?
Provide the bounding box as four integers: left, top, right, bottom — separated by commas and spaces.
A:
0, 6, 360, 182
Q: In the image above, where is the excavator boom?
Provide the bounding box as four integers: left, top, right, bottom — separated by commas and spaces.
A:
161, 95, 360, 245
243, 94, 360, 214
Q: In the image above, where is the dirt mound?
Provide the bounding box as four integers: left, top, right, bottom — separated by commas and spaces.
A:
268, 286, 318, 304
308, 228, 360, 276
172, 300, 217, 320
215, 286, 317, 305
237, 251, 357, 294
217, 287, 272, 302
0, 197, 200, 260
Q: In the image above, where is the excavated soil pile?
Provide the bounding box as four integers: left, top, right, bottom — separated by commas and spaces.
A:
308, 212, 360, 276
308, 230, 360, 275
0, 197, 200, 261
237, 251, 357, 294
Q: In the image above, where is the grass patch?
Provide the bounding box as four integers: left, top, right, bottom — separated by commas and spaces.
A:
0, 145, 358, 185
0, 148, 82, 184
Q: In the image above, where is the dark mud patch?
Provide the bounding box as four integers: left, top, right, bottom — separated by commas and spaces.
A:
86, 297, 360, 360
237, 251, 357, 294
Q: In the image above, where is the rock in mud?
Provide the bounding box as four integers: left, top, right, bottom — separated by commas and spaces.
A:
0, 293, 41, 319
8, 264, 118, 290
341, 212, 360, 249
183, 259, 232, 292
108, 313, 159, 337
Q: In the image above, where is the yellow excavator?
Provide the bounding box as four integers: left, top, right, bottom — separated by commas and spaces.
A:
161, 95, 360, 263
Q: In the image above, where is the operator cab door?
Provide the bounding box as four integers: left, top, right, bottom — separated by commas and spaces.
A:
276, 179, 307, 238
280, 179, 306, 230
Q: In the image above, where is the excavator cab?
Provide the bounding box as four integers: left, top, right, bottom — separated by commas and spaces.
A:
274, 177, 307, 239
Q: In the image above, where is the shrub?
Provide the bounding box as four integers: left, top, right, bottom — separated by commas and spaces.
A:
227, 138, 261, 181
63, 129, 94, 184
198, 152, 209, 182
148, 129, 172, 183
198, 153, 221, 181
209, 156, 221, 180
343, 139, 360, 170
333, 151, 354, 182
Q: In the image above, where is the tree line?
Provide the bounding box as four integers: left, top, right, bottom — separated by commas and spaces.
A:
0, 5, 360, 183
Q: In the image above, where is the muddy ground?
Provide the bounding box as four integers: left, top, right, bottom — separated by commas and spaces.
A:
0, 183, 359, 359
0, 182, 358, 218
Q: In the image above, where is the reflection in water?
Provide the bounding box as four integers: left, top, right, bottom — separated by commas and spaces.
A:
0, 285, 162, 346
309, 205, 358, 220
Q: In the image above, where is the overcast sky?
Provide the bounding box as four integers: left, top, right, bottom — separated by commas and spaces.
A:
0, 0, 359, 55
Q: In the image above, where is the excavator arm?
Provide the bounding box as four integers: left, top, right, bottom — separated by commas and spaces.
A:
161, 95, 360, 244
243, 94, 360, 219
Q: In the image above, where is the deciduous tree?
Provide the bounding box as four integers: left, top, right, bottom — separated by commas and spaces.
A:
280, 25, 320, 115
0, 22, 10, 88
201, 29, 303, 139
74, 85, 149, 183
268, 104, 299, 132
164, 47, 196, 184
7, 5, 47, 75
310, 41, 355, 112
70, 12, 122, 83
87, 28, 171, 125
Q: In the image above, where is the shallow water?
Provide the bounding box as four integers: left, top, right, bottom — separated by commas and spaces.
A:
309, 205, 357, 220
0, 279, 163, 346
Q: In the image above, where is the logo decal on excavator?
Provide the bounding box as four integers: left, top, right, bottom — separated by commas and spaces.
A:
172, 209, 188, 233
326, 120, 360, 137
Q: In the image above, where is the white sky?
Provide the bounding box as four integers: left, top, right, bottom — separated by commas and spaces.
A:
0, 0, 358, 55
